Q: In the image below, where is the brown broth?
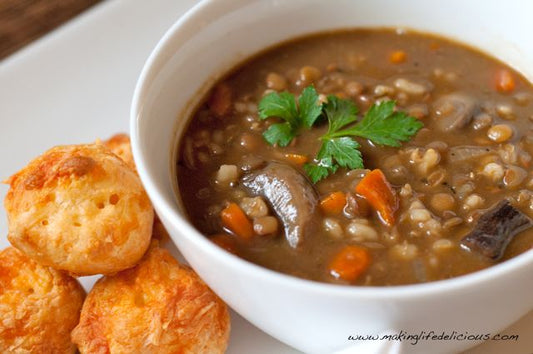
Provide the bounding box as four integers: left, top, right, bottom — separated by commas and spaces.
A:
177, 29, 533, 286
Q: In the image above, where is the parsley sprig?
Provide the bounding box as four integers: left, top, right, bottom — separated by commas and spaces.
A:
258, 86, 322, 146
258, 86, 423, 183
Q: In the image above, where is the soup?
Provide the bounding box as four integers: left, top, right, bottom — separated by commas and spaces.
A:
176, 29, 533, 286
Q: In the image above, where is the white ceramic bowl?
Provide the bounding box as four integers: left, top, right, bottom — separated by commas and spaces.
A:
131, 0, 533, 353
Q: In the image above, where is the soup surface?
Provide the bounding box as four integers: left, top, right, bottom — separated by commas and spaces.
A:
177, 29, 533, 286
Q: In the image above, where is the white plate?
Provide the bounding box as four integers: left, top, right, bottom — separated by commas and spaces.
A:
0, 0, 530, 353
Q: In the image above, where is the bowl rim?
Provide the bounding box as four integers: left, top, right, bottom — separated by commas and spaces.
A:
131, 0, 533, 299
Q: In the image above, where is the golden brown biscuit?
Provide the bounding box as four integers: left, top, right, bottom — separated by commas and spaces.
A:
4, 144, 154, 275
101, 133, 136, 171
71, 245, 230, 354
0, 247, 85, 353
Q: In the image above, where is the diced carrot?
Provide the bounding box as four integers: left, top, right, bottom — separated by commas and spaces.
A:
355, 169, 399, 227
389, 50, 407, 64
328, 245, 370, 282
319, 191, 347, 215
495, 69, 515, 93
210, 233, 238, 254
208, 83, 232, 116
220, 203, 254, 240
284, 153, 308, 165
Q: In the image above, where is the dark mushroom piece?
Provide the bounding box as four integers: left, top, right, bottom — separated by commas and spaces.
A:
433, 93, 477, 132
460, 200, 533, 260
241, 162, 317, 248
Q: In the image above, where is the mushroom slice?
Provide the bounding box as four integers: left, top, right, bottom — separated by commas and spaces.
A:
461, 200, 533, 260
433, 93, 477, 132
241, 162, 317, 248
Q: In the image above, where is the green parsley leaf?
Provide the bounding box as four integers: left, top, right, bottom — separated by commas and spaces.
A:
258, 92, 298, 125
298, 86, 322, 128
263, 122, 294, 147
320, 137, 363, 170
324, 95, 359, 133
304, 157, 338, 184
304, 137, 362, 183
258, 86, 322, 146
331, 100, 424, 147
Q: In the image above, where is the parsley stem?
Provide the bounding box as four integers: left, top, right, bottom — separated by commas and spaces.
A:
322, 128, 359, 140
